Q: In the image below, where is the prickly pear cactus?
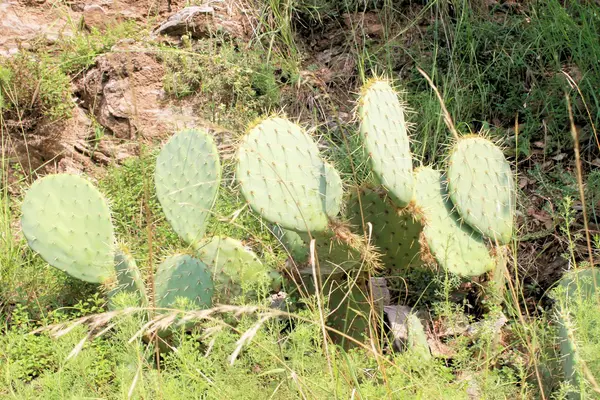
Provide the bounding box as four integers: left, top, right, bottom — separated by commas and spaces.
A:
446, 136, 515, 244
154, 254, 214, 310
556, 268, 600, 400
347, 187, 423, 270
407, 313, 431, 360
196, 236, 279, 301
155, 128, 221, 246
303, 275, 371, 349
414, 167, 494, 277
324, 162, 344, 218
236, 116, 343, 233
358, 79, 414, 207
107, 246, 147, 307
274, 227, 364, 274
273, 225, 310, 264
21, 174, 116, 283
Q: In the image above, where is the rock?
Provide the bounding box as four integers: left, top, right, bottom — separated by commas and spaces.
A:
77, 48, 168, 139
384, 305, 412, 343
370, 277, 391, 312
342, 12, 384, 38
269, 292, 287, 310
0, 2, 74, 57
83, 5, 113, 31
152, 4, 251, 40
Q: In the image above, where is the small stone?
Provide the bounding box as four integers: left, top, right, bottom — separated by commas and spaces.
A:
83, 5, 114, 31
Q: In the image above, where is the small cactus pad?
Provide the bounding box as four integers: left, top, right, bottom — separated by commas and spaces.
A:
155, 254, 214, 309
358, 79, 414, 207
273, 225, 309, 263
21, 174, 115, 283
276, 228, 363, 274
324, 162, 343, 218
407, 313, 432, 360
414, 167, 494, 277
197, 236, 278, 300
236, 117, 342, 233
446, 136, 515, 244
107, 247, 147, 306
347, 187, 423, 270
325, 279, 371, 349
155, 128, 221, 246
556, 269, 600, 399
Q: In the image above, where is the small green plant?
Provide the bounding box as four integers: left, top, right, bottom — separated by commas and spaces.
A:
0, 53, 72, 122
160, 38, 283, 129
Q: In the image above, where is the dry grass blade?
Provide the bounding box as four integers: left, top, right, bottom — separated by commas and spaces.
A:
229, 314, 270, 365
416, 67, 460, 141
566, 94, 596, 282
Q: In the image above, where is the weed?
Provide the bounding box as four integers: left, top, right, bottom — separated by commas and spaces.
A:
0, 53, 72, 123
159, 38, 284, 130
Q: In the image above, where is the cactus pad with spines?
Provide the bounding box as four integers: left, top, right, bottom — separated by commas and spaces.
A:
414, 167, 494, 277
324, 162, 343, 218
21, 174, 115, 283
236, 117, 342, 233
347, 187, 423, 270
273, 225, 309, 263
324, 278, 371, 349
155, 128, 221, 246
358, 79, 414, 207
275, 227, 363, 274
446, 136, 515, 244
107, 247, 148, 307
407, 313, 431, 360
197, 236, 278, 300
155, 254, 214, 309
556, 268, 600, 400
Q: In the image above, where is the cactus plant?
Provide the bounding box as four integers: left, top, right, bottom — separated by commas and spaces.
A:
107, 246, 148, 306
155, 128, 221, 247
446, 136, 515, 244
406, 313, 431, 360
196, 236, 279, 301
154, 254, 214, 309
236, 117, 343, 234
347, 187, 423, 270
21, 174, 116, 283
21, 127, 280, 321
358, 79, 414, 207
274, 227, 364, 274
413, 167, 495, 277
555, 268, 600, 400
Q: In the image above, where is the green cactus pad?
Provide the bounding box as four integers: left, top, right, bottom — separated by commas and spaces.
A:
407, 313, 431, 360
556, 268, 600, 399
276, 227, 363, 274
325, 278, 371, 349
347, 187, 423, 270
273, 225, 309, 263
197, 236, 277, 301
358, 79, 414, 207
107, 247, 147, 306
155, 254, 214, 309
414, 167, 494, 277
155, 128, 221, 246
236, 117, 342, 233
446, 136, 515, 244
324, 162, 343, 218
21, 174, 115, 283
